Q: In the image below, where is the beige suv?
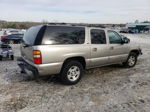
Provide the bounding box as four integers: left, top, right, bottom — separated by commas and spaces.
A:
18, 25, 142, 85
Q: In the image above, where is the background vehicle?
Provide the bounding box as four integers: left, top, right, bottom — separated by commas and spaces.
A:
18, 25, 142, 85
1, 34, 24, 44
119, 28, 134, 33
0, 44, 14, 60
2, 29, 25, 35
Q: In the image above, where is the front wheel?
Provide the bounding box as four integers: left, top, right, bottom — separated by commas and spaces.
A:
61, 60, 83, 85
123, 52, 137, 68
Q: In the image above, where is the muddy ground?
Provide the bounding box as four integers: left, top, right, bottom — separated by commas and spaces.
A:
0, 34, 150, 112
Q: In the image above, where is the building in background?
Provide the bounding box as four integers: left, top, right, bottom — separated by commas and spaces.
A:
126, 23, 150, 33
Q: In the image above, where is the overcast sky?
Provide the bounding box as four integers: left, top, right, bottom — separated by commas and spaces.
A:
0, 0, 150, 23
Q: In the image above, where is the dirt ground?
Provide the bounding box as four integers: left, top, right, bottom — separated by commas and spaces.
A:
0, 34, 150, 112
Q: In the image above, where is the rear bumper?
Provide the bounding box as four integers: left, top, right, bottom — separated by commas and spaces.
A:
17, 57, 39, 77
17, 57, 63, 76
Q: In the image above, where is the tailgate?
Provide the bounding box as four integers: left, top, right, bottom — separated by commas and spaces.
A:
21, 44, 34, 63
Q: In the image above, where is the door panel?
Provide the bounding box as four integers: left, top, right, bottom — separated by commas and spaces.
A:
91, 45, 109, 67
108, 44, 129, 63
21, 44, 34, 62
90, 29, 109, 67
107, 31, 129, 63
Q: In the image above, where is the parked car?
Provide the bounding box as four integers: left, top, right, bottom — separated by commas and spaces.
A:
18, 25, 142, 85
0, 44, 14, 60
119, 28, 134, 34
2, 29, 25, 35
1, 34, 24, 44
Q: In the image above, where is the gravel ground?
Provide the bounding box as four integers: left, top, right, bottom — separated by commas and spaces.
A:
0, 34, 150, 112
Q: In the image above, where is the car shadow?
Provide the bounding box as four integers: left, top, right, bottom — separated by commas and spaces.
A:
3, 64, 125, 85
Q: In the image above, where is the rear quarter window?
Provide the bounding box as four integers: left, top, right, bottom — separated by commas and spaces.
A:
23, 25, 44, 45
42, 26, 85, 45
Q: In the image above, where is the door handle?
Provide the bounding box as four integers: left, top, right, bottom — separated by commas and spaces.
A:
93, 48, 97, 52
110, 46, 114, 50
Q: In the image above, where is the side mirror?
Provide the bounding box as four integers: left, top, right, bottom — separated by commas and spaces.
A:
122, 37, 130, 44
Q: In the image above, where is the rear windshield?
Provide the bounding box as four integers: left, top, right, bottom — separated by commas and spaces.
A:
42, 26, 85, 45
23, 25, 43, 45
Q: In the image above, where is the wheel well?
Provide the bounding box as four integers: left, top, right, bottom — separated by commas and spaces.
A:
63, 57, 86, 69
130, 50, 140, 56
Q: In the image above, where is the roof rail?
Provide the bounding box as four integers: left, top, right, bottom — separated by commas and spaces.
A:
47, 23, 106, 28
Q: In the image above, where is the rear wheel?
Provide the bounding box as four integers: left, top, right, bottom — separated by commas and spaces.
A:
123, 52, 137, 68
0, 56, 2, 61
11, 55, 14, 60
61, 60, 83, 85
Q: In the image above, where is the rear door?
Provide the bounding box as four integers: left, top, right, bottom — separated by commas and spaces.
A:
90, 29, 110, 67
40, 26, 86, 64
107, 30, 129, 63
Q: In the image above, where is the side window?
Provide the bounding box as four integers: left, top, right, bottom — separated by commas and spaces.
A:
108, 31, 122, 44
91, 29, 106, 44
42, 26, 85, 45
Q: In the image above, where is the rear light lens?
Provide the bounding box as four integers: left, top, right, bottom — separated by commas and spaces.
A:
33, 50, 42, 64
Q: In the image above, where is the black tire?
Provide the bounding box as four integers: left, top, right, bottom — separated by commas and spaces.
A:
123, 52, 137, 68
5, 41, 9, 44
11, 55, 14, 60
0, 56, 2, 61
18, 41, 21, 44
61, 60, 83, 85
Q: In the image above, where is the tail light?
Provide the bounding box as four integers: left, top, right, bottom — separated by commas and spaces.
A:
1, 36, 7, 39
33, 50, 42, 64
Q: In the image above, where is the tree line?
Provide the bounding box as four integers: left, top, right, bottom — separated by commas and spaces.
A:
0, 20, 43, 29
0, 20, 125, 30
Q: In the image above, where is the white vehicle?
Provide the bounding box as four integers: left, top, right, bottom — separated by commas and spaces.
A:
0, 44, 14, 60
